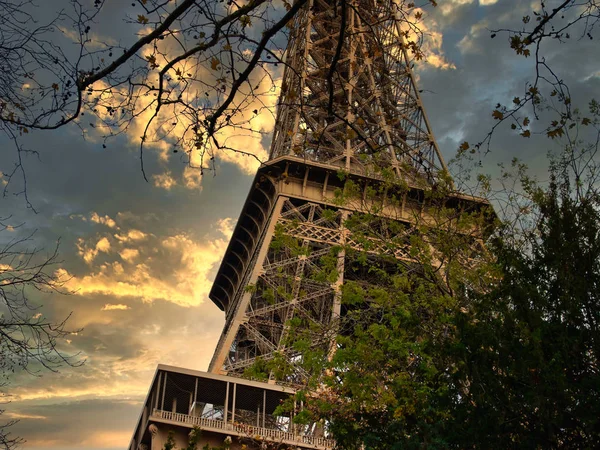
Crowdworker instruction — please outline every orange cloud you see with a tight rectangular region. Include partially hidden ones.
[119,248,140,263]
[101,303,131,311]
[85,29,278,190]
[115,229,148,243]
[77,236,111,264]
[90,212,117,228]
[60,218,233,307]
[402,7,456,71]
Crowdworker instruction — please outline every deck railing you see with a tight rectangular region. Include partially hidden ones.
[151,409,335,449]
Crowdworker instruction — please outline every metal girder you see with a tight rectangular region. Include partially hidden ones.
[247,287,332,318]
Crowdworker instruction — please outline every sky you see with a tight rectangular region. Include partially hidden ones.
[0,0,599,449]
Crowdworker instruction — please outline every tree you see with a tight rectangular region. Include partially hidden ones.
[0,218,82,449]
[450,149,600,447]
[235,163,495,447]
[277,136,599,448]
[305,178,494,449]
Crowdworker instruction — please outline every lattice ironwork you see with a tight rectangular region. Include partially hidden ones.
[210,197,427,385]
[208,0,490,393]
[270,0,447,182]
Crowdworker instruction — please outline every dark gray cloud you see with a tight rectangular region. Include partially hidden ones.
[418,0,600,180]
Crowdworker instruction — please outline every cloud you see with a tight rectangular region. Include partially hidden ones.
[438,0,473,16]
[85,29,277,190]
[101,303,131,311]
[152,171,177,190]
[90,212,117,228]
[216,217,235,238]
[6,399,140,449]
[58,25,118,50]
[457,20,491,54]
[78,236,112,264]
[183,166,203,190]
[114,229,147,243]
[96,237,111,252]
[118,248,139,263]
[7,293,223,409]
[60,217,233,307]
[3,412,47,420]
[402,8,456,71]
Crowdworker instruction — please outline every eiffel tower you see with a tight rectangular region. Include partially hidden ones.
[130,2,489,448]
[207,0,482,384]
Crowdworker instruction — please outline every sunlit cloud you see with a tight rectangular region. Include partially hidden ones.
[183,166,203,190]
[216,217,235,238]
[152,171,177,190]
[77,236,111,264]
[85,29,277,190]
[90,212,117,228]
[439,0,475,15]
[114,229,148,243]
[60,216,233,307]
[101,303,131,311]
[119,248,140,263]
[10,313,220,402]
[403,8,456,70]
[3,412,47,420]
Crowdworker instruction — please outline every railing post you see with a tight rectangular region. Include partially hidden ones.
[231,382,236,424]
[193,377,198,414]
[155,372,162,411]
[161,372,167,410]
[262,389,266,428]
[224,381,229,424]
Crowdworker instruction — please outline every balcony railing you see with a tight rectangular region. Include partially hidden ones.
[151,409,335,449]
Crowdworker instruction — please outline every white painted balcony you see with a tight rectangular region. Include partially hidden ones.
[151,409,335,449]
[129,365,335,450]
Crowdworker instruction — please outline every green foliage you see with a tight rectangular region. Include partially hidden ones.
[163,431,176,450]
[184,427,202,450]
[246,142,600,448]
[306,156,600,449]
[243,357,270,381]
[451,171,600,447]
[321,256,461,448]
[162,427,229,450]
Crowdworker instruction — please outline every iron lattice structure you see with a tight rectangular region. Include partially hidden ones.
[208,0,487,385]
[270,0,447,180]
